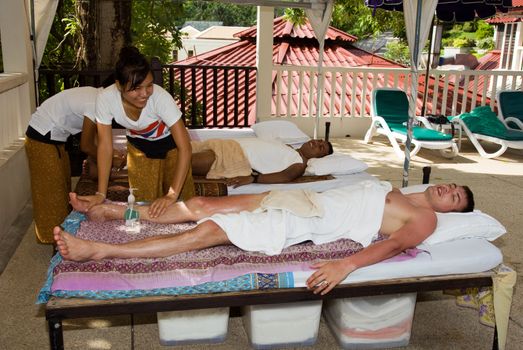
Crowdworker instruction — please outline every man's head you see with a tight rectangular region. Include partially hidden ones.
[425,184,475,213]
[298,140,333,159]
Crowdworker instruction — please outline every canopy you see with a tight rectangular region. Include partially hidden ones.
[366,0,512,22]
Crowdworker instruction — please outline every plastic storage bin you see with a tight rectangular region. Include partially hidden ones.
[242,300,322,349]
[157,307,229,346]
[324,293,417,349]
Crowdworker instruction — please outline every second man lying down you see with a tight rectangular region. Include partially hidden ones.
[191,138,333,187]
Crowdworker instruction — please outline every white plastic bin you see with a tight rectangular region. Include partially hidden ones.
[324,293,417,349]
[242,300,322,349]
[157,307,229,346]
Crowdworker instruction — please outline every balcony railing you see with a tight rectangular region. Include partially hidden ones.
[37,63,523,130]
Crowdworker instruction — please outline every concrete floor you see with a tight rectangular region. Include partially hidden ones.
[0,136,522,350]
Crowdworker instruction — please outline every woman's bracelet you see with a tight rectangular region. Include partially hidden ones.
[95,191,106,199]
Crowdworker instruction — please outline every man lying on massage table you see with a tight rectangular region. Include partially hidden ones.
[57,181,474,295]
[191,138,333,187]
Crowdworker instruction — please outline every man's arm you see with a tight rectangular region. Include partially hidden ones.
[306,209,437,295]
[227,163,306,187]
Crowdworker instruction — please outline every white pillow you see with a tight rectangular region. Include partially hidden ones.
[304,153,368,176]
[251,120,310,145]
[399,184,506,245]
[425,211,506,245]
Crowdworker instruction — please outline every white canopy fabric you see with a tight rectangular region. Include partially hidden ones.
[401,0,439,186]
[305,0,334,139]
[31,0,59,67]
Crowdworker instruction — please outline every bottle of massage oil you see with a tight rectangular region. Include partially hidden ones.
[124,188,140,230]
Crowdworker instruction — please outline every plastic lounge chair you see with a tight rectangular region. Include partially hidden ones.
[364,88,458,159]
[497,90,523,130]
[451,106,523,159]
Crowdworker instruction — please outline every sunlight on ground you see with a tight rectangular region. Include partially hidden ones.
[87,338,112,349]
[87,319,112,328]
[332,137,523,177]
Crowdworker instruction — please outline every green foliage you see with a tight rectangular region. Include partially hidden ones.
[283,8,307,25]
[453,37,476,48]
[132,1,184,63]
[181,1,257,26]
[477,38,495,50]
[41,0,77,68]
[331,1,405,41]
[476,20,494,40]
[383,41,410,65]
[462,21,477,32]
[441,37,454,47]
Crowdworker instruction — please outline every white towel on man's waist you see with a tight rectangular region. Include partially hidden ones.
[202,180,392,255]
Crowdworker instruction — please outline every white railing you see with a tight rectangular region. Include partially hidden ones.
[271,65,523,119]
[0,73,31,151]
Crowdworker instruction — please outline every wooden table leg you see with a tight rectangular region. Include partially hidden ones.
[48,318,64,350]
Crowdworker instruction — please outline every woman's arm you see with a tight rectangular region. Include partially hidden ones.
[80,117,98,159]
[148,120,192,218]
[93,123,113,202]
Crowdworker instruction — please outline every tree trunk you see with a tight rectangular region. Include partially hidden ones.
[77,0,132,71]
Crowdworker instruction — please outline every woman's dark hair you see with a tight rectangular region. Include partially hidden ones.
[115,46,151,91]
[461,186,475,213]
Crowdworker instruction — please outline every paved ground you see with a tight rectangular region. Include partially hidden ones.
[0,136,521,350]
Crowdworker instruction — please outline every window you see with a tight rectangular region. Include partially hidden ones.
[188,49,194,58]
[172,49,178,62]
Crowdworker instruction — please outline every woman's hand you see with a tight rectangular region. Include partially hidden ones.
[306,259,355,295]
[225,175,254,188]
[69,192,105,213]
[148,192,177,218]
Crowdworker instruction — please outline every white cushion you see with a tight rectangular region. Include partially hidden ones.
[304,153,368,176]
[399,184,506,245]
[251,120,310,146]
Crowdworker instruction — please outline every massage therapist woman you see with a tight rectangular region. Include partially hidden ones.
[78,46,194,217]
[25,86,102,243]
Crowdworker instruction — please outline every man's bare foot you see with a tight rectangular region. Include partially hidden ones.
[53,226,106,262]
[69,192,92,213]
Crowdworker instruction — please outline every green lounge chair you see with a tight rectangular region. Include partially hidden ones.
[364,88,458,159]
[497,90,523,130]
[451,106,523,159]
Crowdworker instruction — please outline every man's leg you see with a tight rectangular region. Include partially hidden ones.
[70,192,268,224]
[53,220,230,262]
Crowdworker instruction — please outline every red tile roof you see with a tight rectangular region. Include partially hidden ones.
[173,16,483,126]
[486,0,523,23]
[464,50,501,94]
[235,16,358,43]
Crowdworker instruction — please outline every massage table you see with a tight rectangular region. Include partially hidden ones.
[48,126,510,349]
[39,181,510,350]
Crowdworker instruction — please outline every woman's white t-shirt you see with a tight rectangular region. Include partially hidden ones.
[29,86,100,142]
[95,84,182,141]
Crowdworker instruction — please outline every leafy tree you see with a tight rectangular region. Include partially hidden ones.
[41,0,77,68]
[331,0,405,41]
[283,8,307,25]
[383,40,410,65]
[477,38,494,50]
[131,1,184,63]
[476,20,494,40]
[181,1,257,27]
